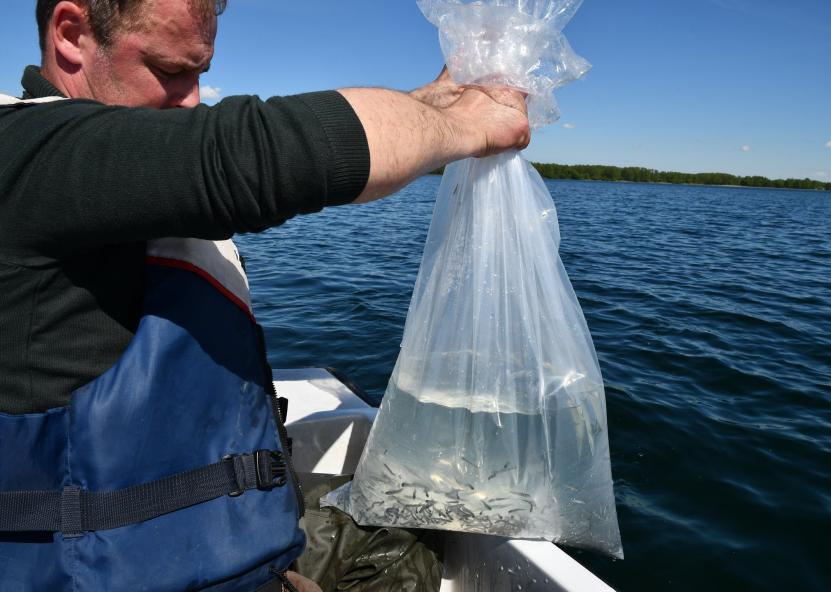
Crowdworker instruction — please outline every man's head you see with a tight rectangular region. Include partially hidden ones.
[37,0,226,108]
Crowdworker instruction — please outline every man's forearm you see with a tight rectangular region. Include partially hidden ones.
[338,88,474,203]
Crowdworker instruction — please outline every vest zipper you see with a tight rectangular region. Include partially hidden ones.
[268,377,305,518]
[256,324,305,518]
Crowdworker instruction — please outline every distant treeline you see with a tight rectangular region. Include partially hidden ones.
[430,163,831,191]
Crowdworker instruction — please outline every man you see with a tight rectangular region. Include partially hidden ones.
[0,1,529,590]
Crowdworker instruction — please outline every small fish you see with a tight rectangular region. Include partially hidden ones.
[509,508,525,514]
[510,491,532,498]
[383,463,396,476]
[482,501,492,511]
[459,507,475,519]
[384,488,403,495]
[487,467,512,480]
[460,456,477,467]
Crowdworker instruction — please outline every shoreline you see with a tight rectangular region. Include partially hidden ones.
[429,162,830,192]
[426,173,829,192]
[543,178,831,192]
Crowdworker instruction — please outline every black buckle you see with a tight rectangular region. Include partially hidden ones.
[255,449,287,489]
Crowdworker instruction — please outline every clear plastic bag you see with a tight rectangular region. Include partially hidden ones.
[324,0,622,558]
[418,0,591,126]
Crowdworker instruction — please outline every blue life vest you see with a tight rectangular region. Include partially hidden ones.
[0,232,306,590]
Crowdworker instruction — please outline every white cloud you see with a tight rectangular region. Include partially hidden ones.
[815,171,828,178]
[562,123,576,129]
[200,85,222,101]
[825,140,831,149]
[740,145,751,153]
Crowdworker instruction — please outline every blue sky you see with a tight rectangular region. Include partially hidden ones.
[2,0,830,181]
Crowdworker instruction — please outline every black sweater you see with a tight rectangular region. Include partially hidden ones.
[0,66,370,414]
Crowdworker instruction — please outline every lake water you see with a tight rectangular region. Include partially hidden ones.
[236,176,831,592]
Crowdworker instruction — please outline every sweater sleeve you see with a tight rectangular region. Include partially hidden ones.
[0,91,369,260]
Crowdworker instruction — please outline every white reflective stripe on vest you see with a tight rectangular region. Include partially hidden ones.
[146,238,253,315]
[0,94,66,107]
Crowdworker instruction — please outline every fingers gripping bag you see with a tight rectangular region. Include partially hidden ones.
[324,0,623,558]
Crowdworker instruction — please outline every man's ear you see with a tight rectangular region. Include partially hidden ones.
[49,1,95,67]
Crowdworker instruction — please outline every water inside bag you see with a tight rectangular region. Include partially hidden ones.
[326,364,621,556]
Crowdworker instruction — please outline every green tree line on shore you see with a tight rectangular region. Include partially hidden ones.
[431,163,831,191]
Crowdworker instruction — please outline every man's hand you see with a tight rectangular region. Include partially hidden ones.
[412,67,531,156]
[410,67,464,109]
[340,73,530,203]
[284,571,322,592]
[445,85,530,157]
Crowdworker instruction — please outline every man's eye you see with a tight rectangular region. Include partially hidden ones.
[152,66,180,78]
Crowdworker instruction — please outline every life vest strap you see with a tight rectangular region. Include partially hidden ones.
[0,449,287,536]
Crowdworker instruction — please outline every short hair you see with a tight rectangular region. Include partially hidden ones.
[36,0,227,52]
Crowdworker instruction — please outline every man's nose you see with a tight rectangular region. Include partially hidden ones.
[177,79,201,108]
[167,73,202,109]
